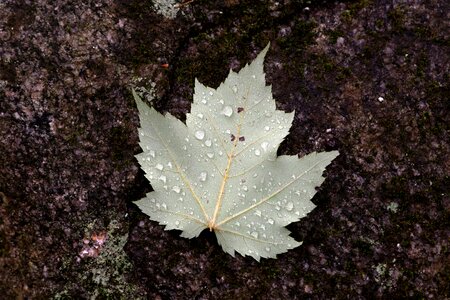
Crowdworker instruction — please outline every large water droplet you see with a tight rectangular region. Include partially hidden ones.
[267,218,274,225]
[195,130,205,140]
[222,106,233,117]
[155,163,164,170]
[197,113,204,119]
[172,186,181,193]
[199,171,207,182]
[264,126,270,131]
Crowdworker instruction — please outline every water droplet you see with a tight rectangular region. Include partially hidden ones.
[222,106,233,117]
[161,203,167,210]
[167,162,173,169]
[207,152,214,158]
[261,141,269,152]
[199,171,207,182]
[265,247,271,252]
[209,91,214,96]
[155,163,164,170]
[232,85,238,93]
[254,210,261,217]
[286,202,294,211]
[149,150,156,157]
[267,218,274,225]
[254,149,261,156]
[195,130,205,140]
[172,186,181,193]
[175,220,180,226]
[251,231,258,239]
[204,139,212,147]
[242,185,248,191]
[264,126,270,131]
[158,175,167,183]
[197,113,204,119]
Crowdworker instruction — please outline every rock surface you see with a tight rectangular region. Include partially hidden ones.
[1,0,449,298]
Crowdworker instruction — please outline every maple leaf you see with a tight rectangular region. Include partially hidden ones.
[134,44,339,261]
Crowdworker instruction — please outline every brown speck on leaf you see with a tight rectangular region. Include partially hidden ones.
[237,107,244,113]
[231,134,235,141]
[239,136,245,141]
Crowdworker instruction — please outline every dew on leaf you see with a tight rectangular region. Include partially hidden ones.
[251,231,259,239]
[286,202,294,211]
[159,175,167,183]
[155,163,164,170]
[207,152,214,158]
[199,171,208,182]
[172,186,181,193]
[254,149,261,156]
[222,106,233,117]
[149,150,156,157]
[195,130,205,140]
[267,218,274,225]
[205,139,212,147]
[232,85,238,93]
[261,141,269,152]
[264,126,270,131]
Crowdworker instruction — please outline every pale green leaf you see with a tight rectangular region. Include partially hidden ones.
[134,44,339,261]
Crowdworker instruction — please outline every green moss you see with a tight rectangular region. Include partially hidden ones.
[341,0,373,22]
[53,220,144,299]
[277,21,317,52]
[325,29,345,44]
[387,6,406,33]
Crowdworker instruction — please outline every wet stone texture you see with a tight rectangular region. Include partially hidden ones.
[0,0,449,298]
